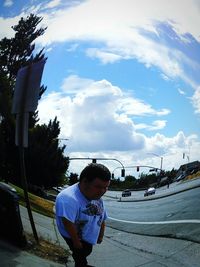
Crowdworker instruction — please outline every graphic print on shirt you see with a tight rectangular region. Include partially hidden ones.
[82,202,103,216]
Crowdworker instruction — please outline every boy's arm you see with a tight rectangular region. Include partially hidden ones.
[97,221,105,244]
[62,217,83,249]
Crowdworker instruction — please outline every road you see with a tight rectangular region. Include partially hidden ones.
[18,178,200,266]
[104,181,200,243]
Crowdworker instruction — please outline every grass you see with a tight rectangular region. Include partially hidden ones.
[11,184,55,218]
[186,171,200,181]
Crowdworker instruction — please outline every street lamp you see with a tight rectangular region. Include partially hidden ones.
[147,153,163,171]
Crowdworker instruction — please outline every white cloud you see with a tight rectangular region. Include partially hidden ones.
[67,131,200,175]
[191,86,200,114]
[86,48,122,64]
[45,0,61,9]
[38,75,200,174]
[66,43,79,52]
[135,120,167,131]
[61,75,93,94]
[39,75,170,152]
[178,88,186,95]
[1,1,200,173]
[4,0,13,7]
[160,73,170,81]
[20,0,198,99]
[38,0,200,44]
[0,16,20,39]
[1,0,199,90]
[118,97,170,117]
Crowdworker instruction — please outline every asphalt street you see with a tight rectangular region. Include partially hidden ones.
[0,177,200,266]
[105,186,200,243]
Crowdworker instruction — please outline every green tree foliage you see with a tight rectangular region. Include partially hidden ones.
[110,177,122,189]
[25,117,69,189]
[0,14,47,182]
[68,172,79,185]
[0,13,46,82]
[138,172,158,188]
[0,14,69,188]
[0,72,17,181]
[123,175,137,189]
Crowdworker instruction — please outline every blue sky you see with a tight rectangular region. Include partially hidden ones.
[1,0,200,177]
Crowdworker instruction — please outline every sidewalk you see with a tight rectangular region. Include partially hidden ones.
[1,221,200,267]
[0,238,65,267]
[0,178,200,267]
[88,226,200,267]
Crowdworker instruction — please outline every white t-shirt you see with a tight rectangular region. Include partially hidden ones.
[55,183,107,245]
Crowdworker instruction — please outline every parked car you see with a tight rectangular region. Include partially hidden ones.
[0,182,17,193]
[52,186,63,193]
[122,189,131,197]
[144,187,156,197]
[176,173,186,182]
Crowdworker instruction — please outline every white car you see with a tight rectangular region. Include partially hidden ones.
[144,187,156,197]
[176,173,186,182]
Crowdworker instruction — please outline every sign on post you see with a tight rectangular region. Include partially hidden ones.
[12,58,46,147]
[11,58,46,244]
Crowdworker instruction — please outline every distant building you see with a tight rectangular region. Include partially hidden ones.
[177,160,200,176]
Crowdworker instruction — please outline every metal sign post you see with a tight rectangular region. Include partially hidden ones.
[12,59,46,243]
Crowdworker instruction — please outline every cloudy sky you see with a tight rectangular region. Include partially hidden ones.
[1,0,200,177]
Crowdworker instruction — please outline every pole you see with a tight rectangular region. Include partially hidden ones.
[160,157,163,171]
[147,153,163,171]
[18,63,39,243]
[18,147,39,243]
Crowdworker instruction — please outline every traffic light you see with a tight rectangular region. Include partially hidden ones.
[121,169,125,177]
[137,166,140,172]
[112,173,114,179]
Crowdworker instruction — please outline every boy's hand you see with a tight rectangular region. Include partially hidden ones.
[73,240,83,249]
[97,236,103,244]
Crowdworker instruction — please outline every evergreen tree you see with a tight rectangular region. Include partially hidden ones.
[0,14,47,182]
[68,172,79,185]
[0,72,16,181]
[0,13,46,82]
[0,14,69,188]
[26,117,69,189]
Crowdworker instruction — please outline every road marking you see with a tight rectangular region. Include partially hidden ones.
[108,217,200,224]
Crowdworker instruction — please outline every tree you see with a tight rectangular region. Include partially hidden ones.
[0,14,47,182]
[68,172,79,185]
[109,176,124,190]
[25,117,69,189]
[123,175,137,189]
[0,14,69,188]
[0,13,46,82]
[0,72,17,181]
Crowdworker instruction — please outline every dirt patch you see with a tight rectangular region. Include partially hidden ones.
[24,233,71,265]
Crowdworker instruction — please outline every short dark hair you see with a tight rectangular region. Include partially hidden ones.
[79,163,111,183]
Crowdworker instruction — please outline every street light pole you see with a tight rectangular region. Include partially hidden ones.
[160,156,163,170]
[147,153,163,171]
